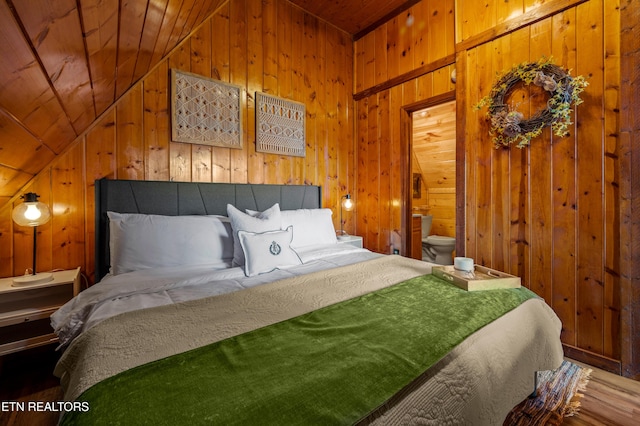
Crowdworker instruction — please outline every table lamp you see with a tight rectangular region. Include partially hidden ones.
[11,192,53,285]
[338,194,354,240]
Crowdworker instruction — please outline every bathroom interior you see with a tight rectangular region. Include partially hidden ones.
[411,100,457,265]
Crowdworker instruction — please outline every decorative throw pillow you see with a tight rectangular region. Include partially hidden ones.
[237,226,302,277]
[227,203,282,267]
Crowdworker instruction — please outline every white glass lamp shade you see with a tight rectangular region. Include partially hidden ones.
[11,193,53,285]
[342,195,354,211]
[338,194,354,239]
[12,193,51,227]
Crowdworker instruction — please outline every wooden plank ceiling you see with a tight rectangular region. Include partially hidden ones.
[0,0,409,210]
[288,0,416,37]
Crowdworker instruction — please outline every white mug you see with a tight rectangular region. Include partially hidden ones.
[454,257,474,272]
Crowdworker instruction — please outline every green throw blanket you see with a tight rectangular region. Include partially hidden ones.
[61,274,537,425]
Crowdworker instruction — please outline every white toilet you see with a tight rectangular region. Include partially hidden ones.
[421,215,456,265]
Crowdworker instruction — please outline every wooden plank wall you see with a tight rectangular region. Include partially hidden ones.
[354,0,630,373]
[619,0,640,381]
[412,100,457,237]
[461,0,621,370]
[0,0,354,283]
[353,0,456,254]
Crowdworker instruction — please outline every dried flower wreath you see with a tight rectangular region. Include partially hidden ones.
[475,57,588,148]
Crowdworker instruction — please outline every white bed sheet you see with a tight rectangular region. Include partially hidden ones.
[52,244,381,348]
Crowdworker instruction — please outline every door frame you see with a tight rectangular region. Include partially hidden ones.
[400,90,460,257]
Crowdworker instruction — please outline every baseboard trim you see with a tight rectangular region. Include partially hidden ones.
[563,344,621,375]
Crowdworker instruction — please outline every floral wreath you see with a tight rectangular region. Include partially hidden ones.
[475,57,588,148]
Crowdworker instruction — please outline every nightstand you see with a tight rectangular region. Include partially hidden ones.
[337,235,363,248]
[0,267,80,355]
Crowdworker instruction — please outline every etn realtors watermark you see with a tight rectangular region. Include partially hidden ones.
[2,400,89,412]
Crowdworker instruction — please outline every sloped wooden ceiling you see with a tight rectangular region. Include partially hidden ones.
[0,0,227,209]
[287,0,416,37]
[0,0,410,211]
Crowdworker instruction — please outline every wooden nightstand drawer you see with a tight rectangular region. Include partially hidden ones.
[0,285,73,327]
[0,318,58,354]
[0,268,80,355]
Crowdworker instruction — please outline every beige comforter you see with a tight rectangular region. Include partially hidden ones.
[55,255,563,425]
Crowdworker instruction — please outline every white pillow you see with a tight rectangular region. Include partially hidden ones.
[227,203,282,267]
[238,226,301,277]
[281,208,337,248]
[107,212,234,275]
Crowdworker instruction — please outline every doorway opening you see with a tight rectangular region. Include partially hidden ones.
[409,99,457,262]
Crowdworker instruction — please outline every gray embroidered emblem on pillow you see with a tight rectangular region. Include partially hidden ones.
[269,241,282,256]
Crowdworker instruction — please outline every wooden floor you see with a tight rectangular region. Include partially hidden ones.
[563,360,640,426]
[0,345,63,426]
[1,347,638,426]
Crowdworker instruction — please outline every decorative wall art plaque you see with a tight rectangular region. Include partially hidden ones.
[171,69,243,148]
[256,92,305,157]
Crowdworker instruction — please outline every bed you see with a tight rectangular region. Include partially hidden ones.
[51,178,564,425]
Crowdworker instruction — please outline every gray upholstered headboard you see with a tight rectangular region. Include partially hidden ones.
[95,178,322,282]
